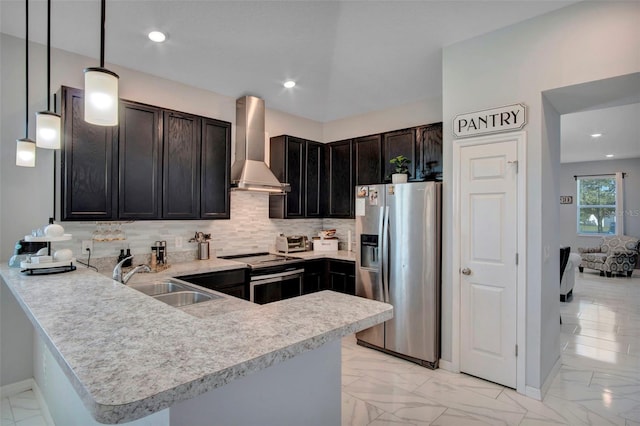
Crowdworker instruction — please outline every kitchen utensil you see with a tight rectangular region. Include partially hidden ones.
[197,242,210,260]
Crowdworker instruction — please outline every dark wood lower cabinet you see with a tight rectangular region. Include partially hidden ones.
[303,259,355,296]
[327,260,356,295]
[303,259,327,294]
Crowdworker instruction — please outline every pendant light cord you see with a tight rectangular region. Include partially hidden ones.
[46,0,51,110]
[100,0,105,68]
[24,0,29,138]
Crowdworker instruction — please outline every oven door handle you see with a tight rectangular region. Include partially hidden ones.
[251,269,304,285]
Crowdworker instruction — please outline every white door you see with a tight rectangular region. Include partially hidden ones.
[459,138,518,388]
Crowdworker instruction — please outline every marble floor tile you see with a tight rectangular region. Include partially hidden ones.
[7,392,39,423]
[13,416,47,426]
[339,273,640,425]
[0,399,13,422]
[342,392,385,426]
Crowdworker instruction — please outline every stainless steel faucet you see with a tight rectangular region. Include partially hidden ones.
[113,256,151,284]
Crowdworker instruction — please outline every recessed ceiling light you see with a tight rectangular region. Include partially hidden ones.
[591,133,602,138]
[283,80,296,89]
[606,154,614,158]
[148,31,167,43]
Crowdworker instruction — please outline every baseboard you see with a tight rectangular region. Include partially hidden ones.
[0,378,33,398]
[32,380,55,426]
[438,359,458,373]
[525,356,561,401]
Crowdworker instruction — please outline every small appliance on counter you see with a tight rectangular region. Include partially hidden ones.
[275,234,308,253]
[311,238,339,252]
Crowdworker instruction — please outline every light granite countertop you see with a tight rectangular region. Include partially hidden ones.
[270,250,356,262]
[0,263,391,424]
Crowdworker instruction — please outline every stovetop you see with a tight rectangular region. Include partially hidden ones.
[221,252,304,269]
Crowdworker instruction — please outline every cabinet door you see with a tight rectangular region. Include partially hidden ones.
[201,118,231,219]
[163,111,201,219]
[61,87,117,220]
[382,129,417,182]
[328,260,356,295]
[417,123,443,181]
[305,142,324,217]
[354,135,382,185]
[119,101,162,219]
[285,137,305,217]
[325,140,354,218]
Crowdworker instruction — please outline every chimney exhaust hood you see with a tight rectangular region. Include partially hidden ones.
[230,96,290,193]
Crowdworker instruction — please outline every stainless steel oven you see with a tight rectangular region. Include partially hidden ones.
[250,266,304,305]
[220,253,305,305]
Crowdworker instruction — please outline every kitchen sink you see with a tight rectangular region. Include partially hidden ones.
[153,291,218,307]
[131,281,189,296]
[129,279,222,307]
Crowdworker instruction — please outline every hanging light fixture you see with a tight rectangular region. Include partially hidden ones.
[36,0,61,149]
[84,0,118,126]
[16,0,36,167]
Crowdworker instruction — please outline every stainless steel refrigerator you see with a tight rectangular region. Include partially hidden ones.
[355,181,441,368]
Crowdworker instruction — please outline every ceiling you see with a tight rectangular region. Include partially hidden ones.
[545,73,640,163]
[1,0,577,122]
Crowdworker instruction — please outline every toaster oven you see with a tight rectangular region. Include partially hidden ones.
[275,235,308,253]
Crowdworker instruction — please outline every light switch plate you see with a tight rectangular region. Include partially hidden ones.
[175,236,183,248]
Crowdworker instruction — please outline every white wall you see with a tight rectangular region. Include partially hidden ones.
[323,97,442,142]
[559,158,640,251]
[442,1,640,390]
[0,33,324,262]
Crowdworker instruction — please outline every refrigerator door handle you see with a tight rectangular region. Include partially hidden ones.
[377,206,385,302]
[382,206,390,303]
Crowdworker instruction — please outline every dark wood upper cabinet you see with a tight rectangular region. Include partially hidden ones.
[118,101,162,220]
[354,134,382,185]
[416,122,443,181]
[60,86,231,221]
[325,139,354,218]
[305,141,324,217]
[162,111,201,219]
[269,135,323,218]
[201,118,231,219]
[60,86,118,221]
[382,129,417,181]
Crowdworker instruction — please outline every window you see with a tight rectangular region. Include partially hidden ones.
[576,175,620,235]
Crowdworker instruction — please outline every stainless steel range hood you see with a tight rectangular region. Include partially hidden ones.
[231,96,290,193]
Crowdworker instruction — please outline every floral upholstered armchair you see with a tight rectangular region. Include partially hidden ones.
[578,235,640,277]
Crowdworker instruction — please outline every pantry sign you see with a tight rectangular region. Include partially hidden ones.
[453,103,527,138]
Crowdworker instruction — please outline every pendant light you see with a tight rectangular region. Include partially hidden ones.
[84,0,118,126]
[16,0,36,167]
[36,0,61,149]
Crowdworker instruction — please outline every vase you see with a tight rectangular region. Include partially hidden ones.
[391,173,408,184]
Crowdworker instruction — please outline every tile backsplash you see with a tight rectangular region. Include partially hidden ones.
[55,192,355,268]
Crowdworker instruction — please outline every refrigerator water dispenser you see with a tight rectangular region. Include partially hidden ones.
[360,234,379,268]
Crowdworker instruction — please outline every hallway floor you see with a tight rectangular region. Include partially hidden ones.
[341,270,640,425]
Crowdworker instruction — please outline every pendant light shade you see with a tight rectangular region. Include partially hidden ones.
[36,111,61,149]
[16,138,36,167]
[84,67,119,125]
[84,0,118,126]
[36,0,61,149]
[17,0,36,167]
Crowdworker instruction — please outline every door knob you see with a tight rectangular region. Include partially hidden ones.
[461,268,471,275]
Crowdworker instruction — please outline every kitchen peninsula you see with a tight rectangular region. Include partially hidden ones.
[0,260,391,425]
